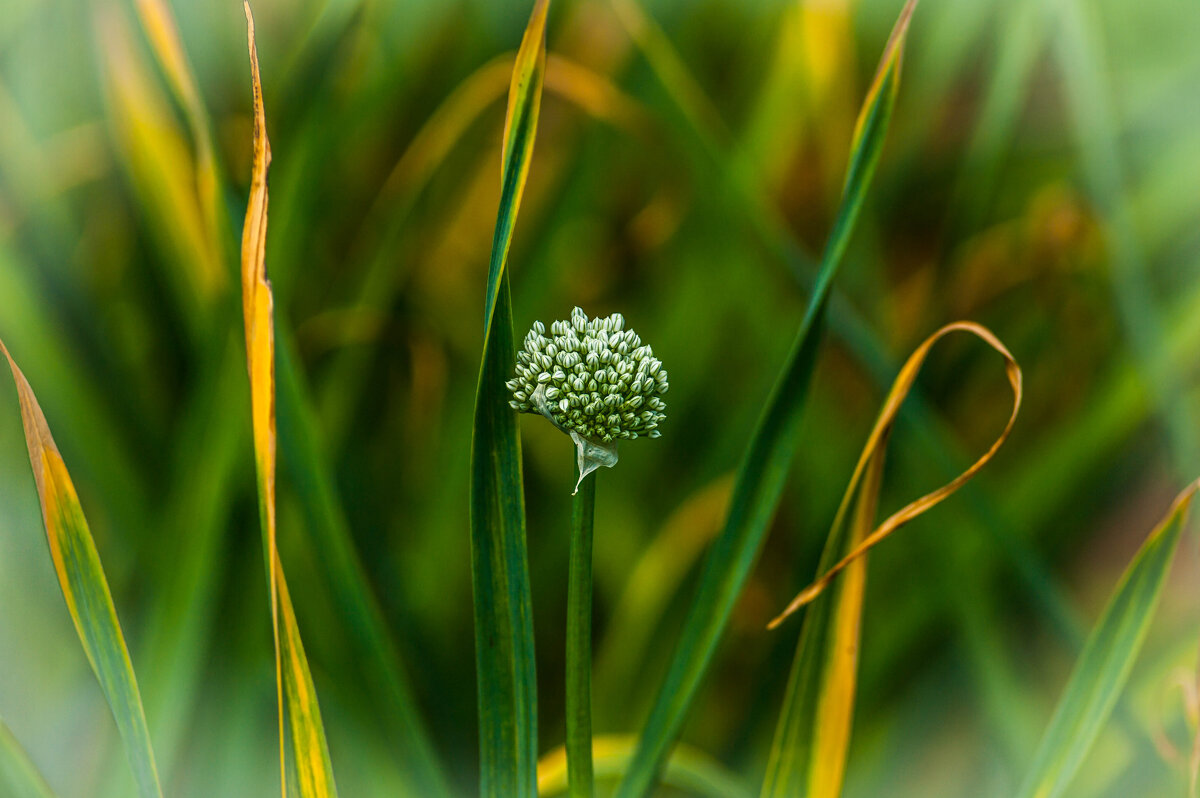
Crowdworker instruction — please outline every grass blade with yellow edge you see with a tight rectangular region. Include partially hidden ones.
[762,322,1023,797]
[469,1,549,796]
[129,0,447,789]
[0,717,58,798]
[1016,480,1200,798]
[0,341,162,798]
[537,735,751,798]
[614,4,917,796]
[241,4,338,796]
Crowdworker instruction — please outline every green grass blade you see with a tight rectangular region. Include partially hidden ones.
[0,342,162,798]
[276,329,451,797]
[470,1,549,796]
[1017,482,1199,798]
[0,717,58,798]
[1054,0,1200,477]
[614,4,916,796]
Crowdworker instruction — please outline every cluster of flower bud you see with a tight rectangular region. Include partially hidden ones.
[507,307,667,443]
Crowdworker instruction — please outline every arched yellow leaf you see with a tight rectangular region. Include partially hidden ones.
[763,321,1021,798]
[769,321,1022,626]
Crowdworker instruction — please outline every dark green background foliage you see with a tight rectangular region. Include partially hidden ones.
[0,0,1198,796]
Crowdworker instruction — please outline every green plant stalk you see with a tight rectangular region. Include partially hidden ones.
[566,469,597,798]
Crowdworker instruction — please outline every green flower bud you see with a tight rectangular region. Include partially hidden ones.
[507,307,668,491]
[507,307,667,442]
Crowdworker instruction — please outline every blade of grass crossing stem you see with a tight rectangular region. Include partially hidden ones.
[762,322,1023,796]
[538,736,752,798]
[0,342,162,798]
[1017,481,1200,798]
[614,5,916,796]
[241,5,338,796]
[469,2,549,796]
[0,717,58,798]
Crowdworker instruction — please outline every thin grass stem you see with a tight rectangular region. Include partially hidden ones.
[566,468,597,798]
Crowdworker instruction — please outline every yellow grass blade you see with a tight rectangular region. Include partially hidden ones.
[0,341,162,798]
[132,0,230,279]
[277,561,339,798]
[92,3,223,306]
[241,4,338,796]
[769,321,1022,626]
[537,735,750,798]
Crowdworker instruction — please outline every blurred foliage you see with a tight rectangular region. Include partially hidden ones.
[1,0,1200,796]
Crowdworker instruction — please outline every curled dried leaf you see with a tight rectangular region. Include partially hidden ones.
[769,321,1022,629]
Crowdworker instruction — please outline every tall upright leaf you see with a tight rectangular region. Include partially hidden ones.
[469,1,550,796]
[762,322,1023,797]
[1017,481,1199,798]
[614,3,917,796]
[0,342,162,798]
[240,4,338,796]
[124,0,449,789]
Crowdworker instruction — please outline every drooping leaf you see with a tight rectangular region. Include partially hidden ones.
[0,341,162,798]
[763,322,1023,797]
[1017,481,1199,798]
[469,1,550,796]
[614,4,917,796]
[240,5,338,796]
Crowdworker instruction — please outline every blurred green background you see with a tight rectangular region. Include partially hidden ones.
[2,0,1200,795]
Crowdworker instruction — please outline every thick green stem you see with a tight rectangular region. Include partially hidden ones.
[566,468,596,798]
